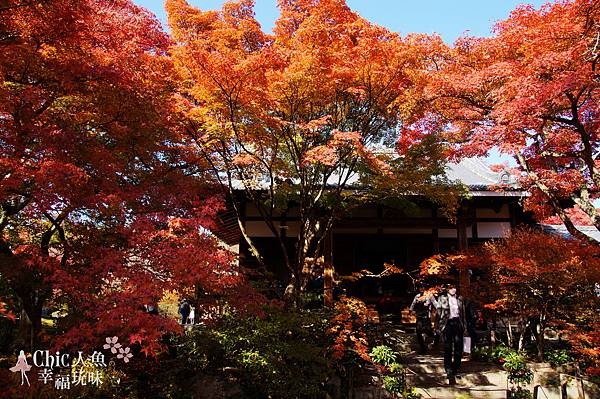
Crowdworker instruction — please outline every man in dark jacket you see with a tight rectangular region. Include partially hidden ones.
[409,288,438,354]
[179,299,191,325]
[436,284,468,384]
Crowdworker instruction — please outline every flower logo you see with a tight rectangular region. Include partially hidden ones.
[117,346,133,363]
[103,336,122,354]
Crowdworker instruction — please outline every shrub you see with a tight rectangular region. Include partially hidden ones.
[369,345,421,399]
[545,349,574,368]
[508,387,533,399]
[471,344,515,365]
[328,296,371,362]
[382,375,403,395]
[181,306,334,398]
[503,352,533,385]
[370,345,398,367]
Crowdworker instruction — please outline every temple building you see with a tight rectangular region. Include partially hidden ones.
[215,158,534,285]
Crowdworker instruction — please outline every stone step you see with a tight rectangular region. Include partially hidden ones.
[415,386,508,399]
[401,347,512,399]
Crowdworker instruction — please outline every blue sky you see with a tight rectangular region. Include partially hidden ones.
[134,0,547,43]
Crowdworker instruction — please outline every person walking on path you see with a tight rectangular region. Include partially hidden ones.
[179,299,191,325]
[409,287,438,354]
[436,283,468,385]
[464,298,480,350]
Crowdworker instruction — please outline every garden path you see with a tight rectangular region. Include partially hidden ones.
[383,323,511,399]
[383,323,594,399]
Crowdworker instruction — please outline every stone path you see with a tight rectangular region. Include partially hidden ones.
[382,322,599,399]
[405,352,509,399]
[381,323,510,399]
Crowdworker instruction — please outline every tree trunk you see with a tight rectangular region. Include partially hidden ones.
[283,274,299,307]
[490,315,497,348]
[324,262,334,307]
[30,310,42,351]
[516,153,597,244]
[20,297,43,351]
[533,321,545,362]
[518,320,529,352]
[18,310,30,350]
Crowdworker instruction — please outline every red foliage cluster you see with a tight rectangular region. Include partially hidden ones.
[0,0,263,355]
[568,314,600,376]
[459,227,600,368]
[328,296,371,363]
[541,206,598,226]
[0,299,16,322]
[426,0,600,238]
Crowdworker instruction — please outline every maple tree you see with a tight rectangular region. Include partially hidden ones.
[0,0,250,353]
[542,205,598,225]
[462,228,600,362]
[568,311,600,376]
[420,228,600,367]
[166,0,458,298]
[427,0,600,240]
[328,295,371,362]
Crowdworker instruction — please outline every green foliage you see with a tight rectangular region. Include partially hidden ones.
[369,345,419,399]
[181,306,334,398]
[299,291,324,309]
[370,345,398,367]
[382,375,403,394]
[508,387,533,399]
[471,344,515,364]
[473,345,533,387]
[503,352,533,385]
[390,362,404,373]
[403,387,422,399]
[545,349,574,368]
[469,345,489,362]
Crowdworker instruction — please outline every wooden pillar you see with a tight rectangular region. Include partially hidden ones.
[376,204,383,235]
[457,218,468,251]
[509,201,518,229]
[457,211,470,295]
[433,207,440,254]
[324,230,334,307]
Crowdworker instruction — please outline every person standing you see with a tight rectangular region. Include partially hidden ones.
[189,306,195,325]
[436,283,468,384]
[179,299,191,325]
[464,298,479,350]
[409,288,438,354]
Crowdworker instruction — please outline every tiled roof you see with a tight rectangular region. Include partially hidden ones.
[232,157,522,193]
[446,158,518,189]
[540,224,600,242]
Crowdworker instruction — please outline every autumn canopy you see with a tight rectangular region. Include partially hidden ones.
[166,0,458,296]
[427,0,600,240]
